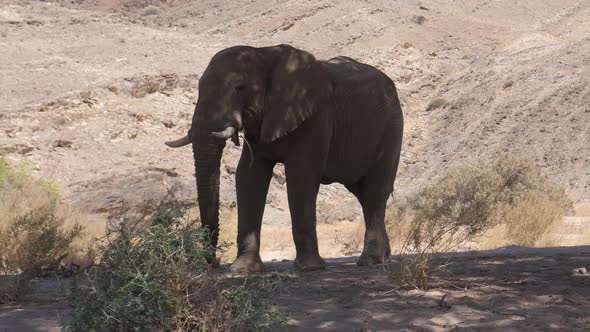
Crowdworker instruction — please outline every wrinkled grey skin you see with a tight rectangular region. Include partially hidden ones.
[166,44,403,273]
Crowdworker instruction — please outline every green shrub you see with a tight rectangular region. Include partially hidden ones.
[425,98,450,111]
[68,197,285,332]
[0,158,61,203]
[142,5,160,16]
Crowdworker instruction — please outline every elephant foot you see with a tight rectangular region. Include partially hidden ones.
[357,249,389,266]
[294,254,326,271]
[207,255,221,268]
[230,254,264,274]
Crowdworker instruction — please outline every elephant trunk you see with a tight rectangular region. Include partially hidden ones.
[192,129,226,256]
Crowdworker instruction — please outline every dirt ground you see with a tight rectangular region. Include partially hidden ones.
[1,247,589,331]
[1,0,590,330]
[270,247,590,331]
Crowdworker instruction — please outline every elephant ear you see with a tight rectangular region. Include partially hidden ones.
[260,45,332,143]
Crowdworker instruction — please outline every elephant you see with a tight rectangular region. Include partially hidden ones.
[165,44,403,273]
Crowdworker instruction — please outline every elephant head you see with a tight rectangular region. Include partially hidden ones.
[165,45,332,259]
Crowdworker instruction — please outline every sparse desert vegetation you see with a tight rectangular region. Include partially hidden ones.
[68,196,285,332]
[142,5,160,16]
[386,157,572,289]
[0,158,94,302]
[424,98,450,112]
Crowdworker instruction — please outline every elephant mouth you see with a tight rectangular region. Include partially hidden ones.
[165,110,244,148]
[209,110,244,145]
[210,126,236,139]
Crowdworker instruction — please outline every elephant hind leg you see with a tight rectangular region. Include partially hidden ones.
[346,174,394,266]
[358,191,391,266]
[354,126,402,266]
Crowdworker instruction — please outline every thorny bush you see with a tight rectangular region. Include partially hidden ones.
[67,196,286,332]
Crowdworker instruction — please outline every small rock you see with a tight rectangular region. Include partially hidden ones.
[411,15,426,25]
[107,85,119,94]
[18,146,34,155]
[54,140,73,148]
[82,99,95,107]
[6,127,20,138]
[162,120,175,128]
[0,145,17,154]
[439,293,464,309]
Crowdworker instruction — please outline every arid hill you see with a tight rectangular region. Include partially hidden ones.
[1,0,589,223]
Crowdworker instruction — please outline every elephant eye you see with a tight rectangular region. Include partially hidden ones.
[234,84,246,92]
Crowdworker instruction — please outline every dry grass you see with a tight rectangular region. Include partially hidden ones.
[425,98,450,111]
[523,216,590,248]
[327,220,364,256]
[384,157,572,290]
[386,200,418,254]
[575,202,590,216]
[216,206,238,262]
[0,158,102,302]
[210,206,294,263]
[216,205,366,262]
[479,192,563,249]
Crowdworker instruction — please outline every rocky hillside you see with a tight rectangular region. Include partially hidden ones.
[1,0,588,225]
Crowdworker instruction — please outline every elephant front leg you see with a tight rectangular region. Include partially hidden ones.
[285,164,326,271]
[230,151,274,273]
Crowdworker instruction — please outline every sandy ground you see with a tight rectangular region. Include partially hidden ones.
[1,246,589,331]
[270,246,590,331]
[0,279,70,332]
[1,0,590,330]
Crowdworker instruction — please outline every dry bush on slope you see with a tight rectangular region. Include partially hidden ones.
[142,5,160,16]
[480,158,573,248]
[480,192,563,248]
[0,158,89,302]
[68,197,286,332]
[425,98,450,112]
[386,157,571,290]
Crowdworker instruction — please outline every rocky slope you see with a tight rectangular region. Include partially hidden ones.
[1,0,588,226]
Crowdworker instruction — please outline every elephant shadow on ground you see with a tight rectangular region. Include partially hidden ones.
[230,246,590,331]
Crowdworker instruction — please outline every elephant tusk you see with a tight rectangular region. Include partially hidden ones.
[210,127,236,139]
[164,135,191,148]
